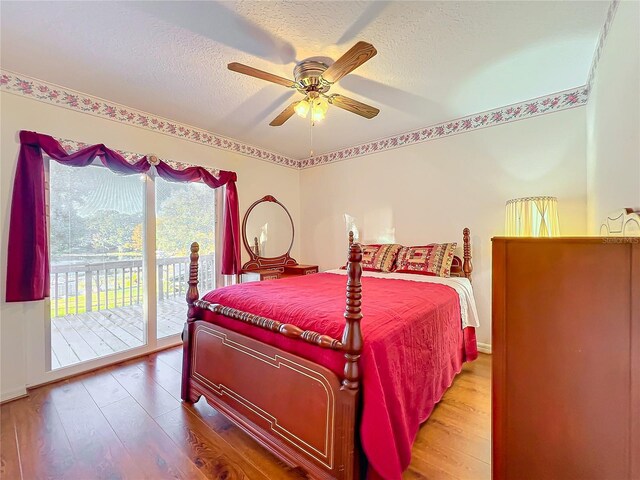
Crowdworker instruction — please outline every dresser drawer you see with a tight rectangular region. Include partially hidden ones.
[283,265,319,276]
[241,269,282,282]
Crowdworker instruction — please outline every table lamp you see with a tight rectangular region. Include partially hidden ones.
[505,196,560,236]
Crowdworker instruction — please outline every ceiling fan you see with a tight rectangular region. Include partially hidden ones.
[228,41,380,126]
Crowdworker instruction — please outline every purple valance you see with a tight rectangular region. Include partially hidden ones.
[6,130,241,302]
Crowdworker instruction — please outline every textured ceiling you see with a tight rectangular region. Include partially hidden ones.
[1,1,609,159]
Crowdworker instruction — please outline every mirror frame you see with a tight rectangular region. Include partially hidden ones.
[241,195,298,271]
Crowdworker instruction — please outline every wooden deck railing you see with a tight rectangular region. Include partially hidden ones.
[50,255,215,317]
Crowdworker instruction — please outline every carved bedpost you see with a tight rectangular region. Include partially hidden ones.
[182,241,200,402]
[463,228,472,280]
[348,230,354,246]
[186,242,200,318]
[341,242,363,391]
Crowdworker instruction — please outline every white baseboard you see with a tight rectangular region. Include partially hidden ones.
[477,342,492,354]
[1,387,28,404]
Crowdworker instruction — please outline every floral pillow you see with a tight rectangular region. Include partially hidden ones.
[343,244,402,272]
[394,243,457,277]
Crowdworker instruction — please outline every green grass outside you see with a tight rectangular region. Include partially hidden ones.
[50,289,144,317]
[50,280,187,317]
[50,259,216,318]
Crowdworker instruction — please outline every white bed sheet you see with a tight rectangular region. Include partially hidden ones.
[324,269,480,329]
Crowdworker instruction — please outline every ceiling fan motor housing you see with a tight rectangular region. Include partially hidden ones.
[294,60,331,93]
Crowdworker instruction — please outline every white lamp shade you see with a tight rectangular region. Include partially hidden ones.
[505,196,560,237]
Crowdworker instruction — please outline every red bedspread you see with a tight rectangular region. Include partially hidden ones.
[201,273,478,480]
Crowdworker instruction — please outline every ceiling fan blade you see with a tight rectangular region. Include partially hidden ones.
[330,94,379,119]
[269,102,298,126]
[228,62,297,88]
[322,41,377,84]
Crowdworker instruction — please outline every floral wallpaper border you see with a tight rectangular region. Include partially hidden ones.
[300,86,588,168]
[2,68,590,171]
[587,0,619,92]
[0,70,299,169]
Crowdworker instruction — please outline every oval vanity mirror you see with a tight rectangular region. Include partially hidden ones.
[242,195,297,270]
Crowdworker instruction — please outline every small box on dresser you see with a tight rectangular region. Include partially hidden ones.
[491,237,639,480]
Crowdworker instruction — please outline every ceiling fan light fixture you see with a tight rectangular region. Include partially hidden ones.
[294,99,310,118]
[314,96,329,114]
[309,95,329,122]
[311,108,325,122]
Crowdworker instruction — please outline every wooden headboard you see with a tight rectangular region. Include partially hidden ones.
[450,228,472,280]
[347,227,473,281]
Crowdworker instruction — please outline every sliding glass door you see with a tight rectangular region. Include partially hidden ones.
[154,177,216,339]
[49,162,145,368]
[48,161,215,369]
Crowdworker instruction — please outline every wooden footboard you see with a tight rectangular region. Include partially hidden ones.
[181,242,365,479]
[184,321,360,478]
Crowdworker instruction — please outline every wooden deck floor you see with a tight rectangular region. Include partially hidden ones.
[51,298,186,369]
[0,349,491,479]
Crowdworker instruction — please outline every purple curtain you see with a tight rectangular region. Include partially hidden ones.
[6,130,240,302]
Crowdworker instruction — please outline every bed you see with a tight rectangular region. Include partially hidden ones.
[181,228,478,480]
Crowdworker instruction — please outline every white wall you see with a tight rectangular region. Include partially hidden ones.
[587,1,640,232]
[0,92,300,400]
[300,107,588,347]
[0,78,597,399]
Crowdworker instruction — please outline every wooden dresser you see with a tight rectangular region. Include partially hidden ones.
[492,237,639,480]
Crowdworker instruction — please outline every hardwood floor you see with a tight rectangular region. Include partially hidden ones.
[0,348,490,480]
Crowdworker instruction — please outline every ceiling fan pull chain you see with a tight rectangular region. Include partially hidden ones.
[309,112,314,156]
